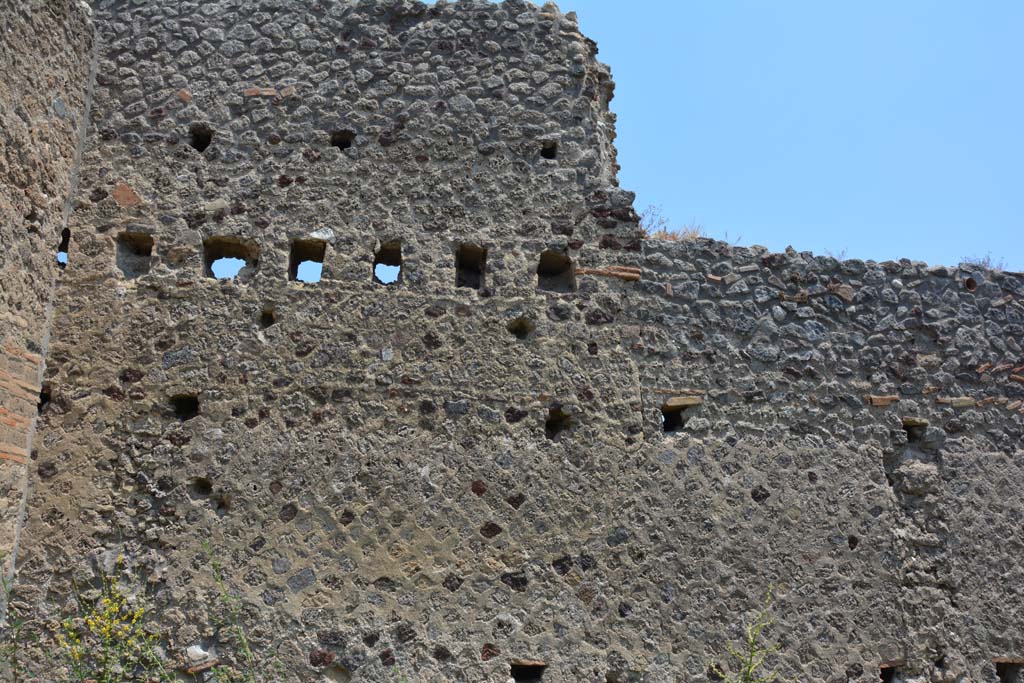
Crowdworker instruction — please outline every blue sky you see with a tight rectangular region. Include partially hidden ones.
[562,1,1023,270]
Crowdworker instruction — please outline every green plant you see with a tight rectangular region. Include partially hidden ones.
[203,542,285,683]
[54,556,175,683]
[1,559,36,683]
[7,547,291,683]
[710,586,782,683]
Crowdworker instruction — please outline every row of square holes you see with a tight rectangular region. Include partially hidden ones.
[106,232,577,291]
[188,125,560,159]
[95,233,711,435]
[118,233,687,434]
[168,396,686,440]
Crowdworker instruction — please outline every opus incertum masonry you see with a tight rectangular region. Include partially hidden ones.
[1,1,1022,682]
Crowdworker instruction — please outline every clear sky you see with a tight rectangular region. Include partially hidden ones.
[560,1,1023,270]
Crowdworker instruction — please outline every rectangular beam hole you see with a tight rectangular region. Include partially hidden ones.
[880,665,901,683]
[203,236,259,280]
[455,243,487,290]
[116,232,154,278]
[289,239,326,283]
[537,250,575,292]
[170,394,199,421]
[511,662,547,682]
[330,129,355,150]
[374,241,402,285]
[661,404,696,433]
[902,417,927,443]
[996,662,1023,683]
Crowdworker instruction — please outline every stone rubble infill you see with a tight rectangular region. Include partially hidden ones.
[2,1,1022,683]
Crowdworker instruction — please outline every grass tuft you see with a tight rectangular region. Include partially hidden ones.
[639,205,705,241]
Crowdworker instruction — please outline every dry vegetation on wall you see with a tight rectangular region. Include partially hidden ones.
[962,252,1008,272]
[638,205,705,241]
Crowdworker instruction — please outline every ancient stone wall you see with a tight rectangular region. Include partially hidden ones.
[0,0,93,577]
[6,1,1024,683]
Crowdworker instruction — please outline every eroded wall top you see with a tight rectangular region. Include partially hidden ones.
[74,0,634,290]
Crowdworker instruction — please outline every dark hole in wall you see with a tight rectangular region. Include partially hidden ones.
[540,141,558,159]
[996,662,1023,683]
[188,477,213,498]
[373,241,402,285]
[964,277,978,292]
[661,404,692,433]
[116,232,154,278]
[880,665,900,683]
[511,662,547,682]
[203,236,259,279]
[848,535,860,550]
[330,129,355,150]
[171,395,199,421]
[57,228,70,267]
[189,124,213,153]
[289,239,327,282]
[545,405,575,440]
[902,417,927,444]
[260,307,277,328]
[38,385,52,415]
[455,243,487,289]
[507,316,536,340]
[537,250,575,292]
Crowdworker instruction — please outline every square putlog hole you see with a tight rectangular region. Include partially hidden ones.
[511,661,547,682]
[455,243,487,290]
[661,397,701,433]
[996,662,1024,683]
[879,665,901,683]
[203,236,259,280]
[902,417,928,443]
[289,239,326,283]
[537,250,575,292]
[116,232,154,278]
[374,241,402,285]
[330,129,355,150]
[170,395,199,421]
